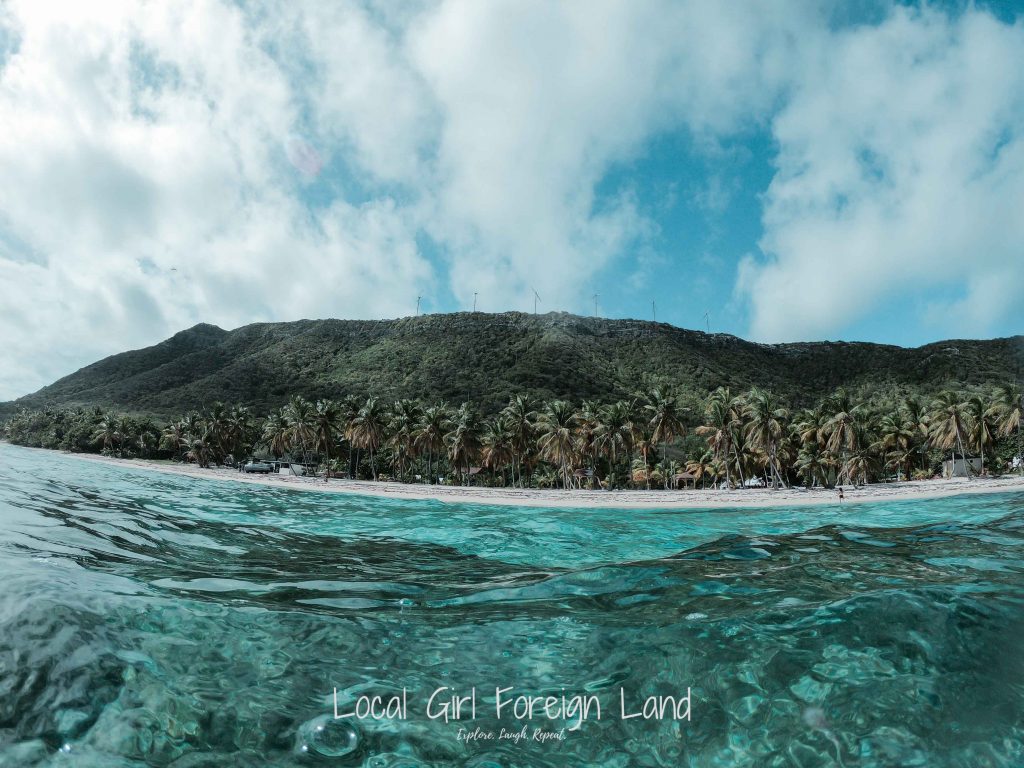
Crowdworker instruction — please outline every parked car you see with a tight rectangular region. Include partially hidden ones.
[242,460,274,474]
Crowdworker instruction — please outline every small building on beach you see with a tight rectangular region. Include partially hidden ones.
[942,456,982,478]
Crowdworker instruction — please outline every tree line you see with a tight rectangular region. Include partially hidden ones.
[3,384,1022,489]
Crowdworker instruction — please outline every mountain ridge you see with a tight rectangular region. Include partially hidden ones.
[3,312,1021,418]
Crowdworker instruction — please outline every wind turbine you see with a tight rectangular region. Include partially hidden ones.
[473,292,478,313]
[652,300,657,323]
[532,287,542,315]
[416,296,421,317]
[703,311,710,334]
[593,293,600,317]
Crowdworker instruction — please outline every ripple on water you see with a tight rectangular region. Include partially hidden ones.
[1,443,1024,766]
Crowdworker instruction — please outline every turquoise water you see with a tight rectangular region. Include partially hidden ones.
[1,442,1023,766]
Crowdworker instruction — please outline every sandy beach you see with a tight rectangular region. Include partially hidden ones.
[28,446,1024,508]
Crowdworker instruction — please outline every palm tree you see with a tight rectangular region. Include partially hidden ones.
[795,443,831,488]
[284,396,316,462]
[416,404,451,484]
[822,389,861,484]
[161,421,187,460]
[988,383,1023,473]
[206,402,230,461]
[180,411,205,442]
[742,389,789,488]
[697,388,740,489]
[874,411,917,481]
[928,391,970,477]
[633,426,655,489]
[480,418,514,484]
[536,400,578,489]
[184,436,212,468]
[314,399,343,482]
[686,451,717,489]
[576,400,603,488]
[226,405,252,460]
[352,397,388,481]
[93,413,120,454]
[595,400,633,489]
[446,403,482,485]
[388,399,423,483]
[901,396,930,471]
[645,388,685,490]
[262,409,290,458]
[502,395,536,488]
[964,395,995,476]
[340,395,362,478]
[137,430,156,459]
[115,415,136,458]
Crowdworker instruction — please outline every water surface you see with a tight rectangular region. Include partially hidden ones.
[1,443,1023,766]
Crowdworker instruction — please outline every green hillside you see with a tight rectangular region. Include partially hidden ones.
[3,312,1022,418]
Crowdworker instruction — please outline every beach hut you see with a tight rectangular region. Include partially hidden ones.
[673,471,697,490]
[942,456,982,478]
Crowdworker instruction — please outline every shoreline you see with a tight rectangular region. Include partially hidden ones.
[10,444,1024,509]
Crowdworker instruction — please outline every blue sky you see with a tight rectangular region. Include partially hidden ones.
[1,0,1023,400]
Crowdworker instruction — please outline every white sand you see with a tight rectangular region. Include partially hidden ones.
[35,448,1024,508]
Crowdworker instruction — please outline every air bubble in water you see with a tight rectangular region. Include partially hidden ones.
[296,714,359,758]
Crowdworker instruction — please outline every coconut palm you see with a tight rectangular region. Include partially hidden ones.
[988,383,1023,472]
[92,413,120,454]
[225,405,252,459]
[874,411,918,481]
[313,399,343,482]
[633,426,655,489]
[180,411,205,441]
[822,389,862,483]
[742,389,789,488]
[352,397,388,481]
[283,396,316,462]
[645,388,685,490]
[446,403,482,485]
[795,443,831,488]
[901,396,930,471]
[114,415,136,458]
[416,404,451,484]
[964,395,996,476]
[161,421,187,460]
[388,399,423,483]
[137,430,156,459]
[206,402,230,461]
[262,409,290,458]
[595,400,633,489]
[686,451,717,489]
[502,395,536,488]
[697,388,741,489]
[536,400,579,489]
[928,391,970,477]
[480,418,514,484]
[576,400,603,488]
[184,436,212,468]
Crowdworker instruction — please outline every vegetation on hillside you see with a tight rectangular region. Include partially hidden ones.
[5,383,1021,490]
[2,313,1021,418]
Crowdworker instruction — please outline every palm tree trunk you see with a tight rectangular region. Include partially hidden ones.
[663,439,669,490]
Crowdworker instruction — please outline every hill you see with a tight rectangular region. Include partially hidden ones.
[2,313,1022,419]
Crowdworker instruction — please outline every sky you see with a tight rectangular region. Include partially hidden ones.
[1,0,1023,401]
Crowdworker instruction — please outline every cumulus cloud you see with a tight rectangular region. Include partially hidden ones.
[738,6,1024,342]
[0,0,1020,399]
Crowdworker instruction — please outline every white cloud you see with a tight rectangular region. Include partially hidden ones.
[0,0,1021,400]
[739,6,1024,342]
[0,0,431,399]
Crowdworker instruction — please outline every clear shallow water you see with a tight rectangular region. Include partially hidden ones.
[1,443,1023,767]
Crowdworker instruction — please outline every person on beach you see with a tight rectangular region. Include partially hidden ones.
[837,487,845,503]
